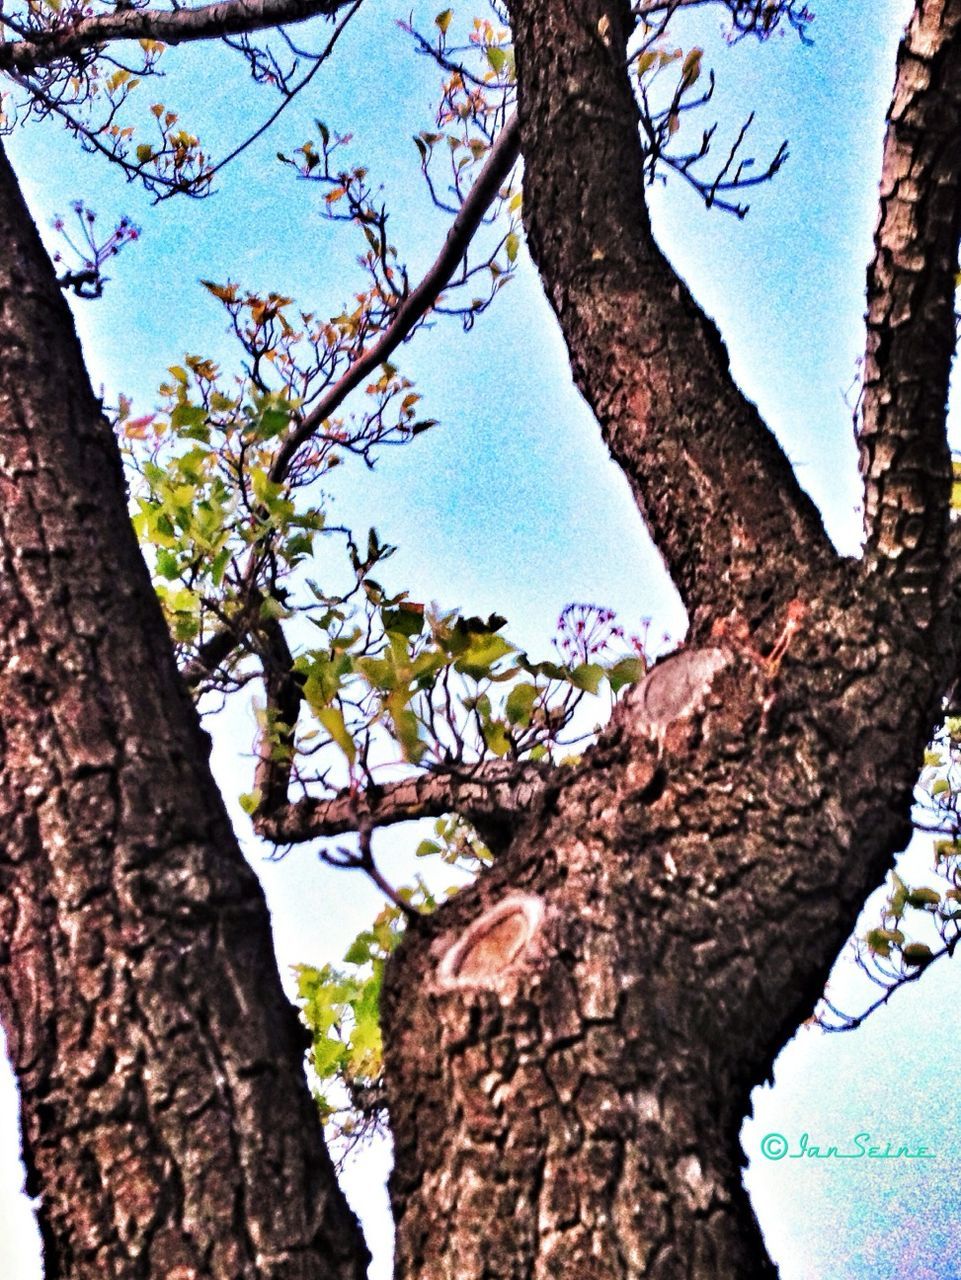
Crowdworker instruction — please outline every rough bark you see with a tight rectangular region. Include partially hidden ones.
[510,0,836,641]
[0,138,368,1279]
[2,1,961,1278]
[253,759,549,844]
[382,574,953,1279]
[859,0,961,619]
[376,2,961,1278]
[0,0,358,74]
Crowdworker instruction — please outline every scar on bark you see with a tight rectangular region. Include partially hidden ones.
[436,894,545,989]
[628,645,731,752]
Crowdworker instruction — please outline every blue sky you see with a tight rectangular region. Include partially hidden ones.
[3,1,961,1276]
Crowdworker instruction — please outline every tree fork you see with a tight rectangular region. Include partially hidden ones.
[382,594,950,1279]
[0,139,368,1278]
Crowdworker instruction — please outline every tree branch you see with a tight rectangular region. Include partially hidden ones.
[252,613,303,813]
[0,132,369,1277]
[858,0,961,620]
[175,118,520,692]
[510,0,836,641]
[252,758,550,844]
[268,113,521,483]
[0,0,357,73]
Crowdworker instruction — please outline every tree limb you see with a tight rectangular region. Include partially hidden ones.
[858,0,961,620]
[510,0,836,641]
[0,132,369,1277]
[0,0,357,73]
[174,118,519,692]
[268,112,521,483]
[252,758,550,843]
[253,613,303,813]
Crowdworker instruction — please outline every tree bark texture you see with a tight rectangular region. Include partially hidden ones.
[0,138,368,1279]
[2,0,961,1278]
[383,587,951,1278]
[859,0,961,613]
[379,2,961,1277]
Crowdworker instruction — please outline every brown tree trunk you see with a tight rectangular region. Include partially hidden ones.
[383,585,951,1278]
[354,7,955,1272]
[3,0,961,1275]
[0,140,368,1278]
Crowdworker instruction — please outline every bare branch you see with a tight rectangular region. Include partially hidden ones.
[818,935,957,1032]
[252,757,549,843]
[511,0,835,640]
[269,113,520,483]
[858,0,961,620]
[0,0,357,73]
[252,613,303,812]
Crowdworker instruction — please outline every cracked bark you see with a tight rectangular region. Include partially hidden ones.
[377,2,961,1277]
[858,0,961,618]
[382,577,955,1278]
[510,0,836,641]
[253,759,550,844]
[0,137,368,1278]
[2,0,961,1277]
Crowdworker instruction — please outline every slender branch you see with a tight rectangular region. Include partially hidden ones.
[252,612,303,812]
[252,757,549,843]
[510,0,835,639]
[0,0,358,73]
[175,116,520,691]
[204,0,362,183]
[331,824,425,921]
[858,0,961,619]
[268,113,521,483]
[819,935,957,1032]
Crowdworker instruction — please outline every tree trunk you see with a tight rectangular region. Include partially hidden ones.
[0,140,368,1279]
[383,579,952,1278]
[3,0,961,1275]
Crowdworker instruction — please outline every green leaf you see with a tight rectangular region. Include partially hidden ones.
[608,656,645,693]
[316,705,356,764]
[343,936,372,965]
[255,407,289,439]
[902,943,934,967]
[523,658,568,682]
[454,632,514,679]
[239,790,262,816]
[487,46,506,74]
[155,549,180,580]
[382,602,425,638]
[570,662,605,694]
[680,46,703,88]
[866,927,904,956]
[906,887,941,908]
[170,402,207,431]
[210,546,231,586]
[505,681,537,727]
[636,49,657,76]
[435,8,453,34]
[386,694,426,762]
[481,719,511,757]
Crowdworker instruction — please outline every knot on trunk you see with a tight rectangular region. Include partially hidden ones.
[436,893,545,990]
[626,645,732,752]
